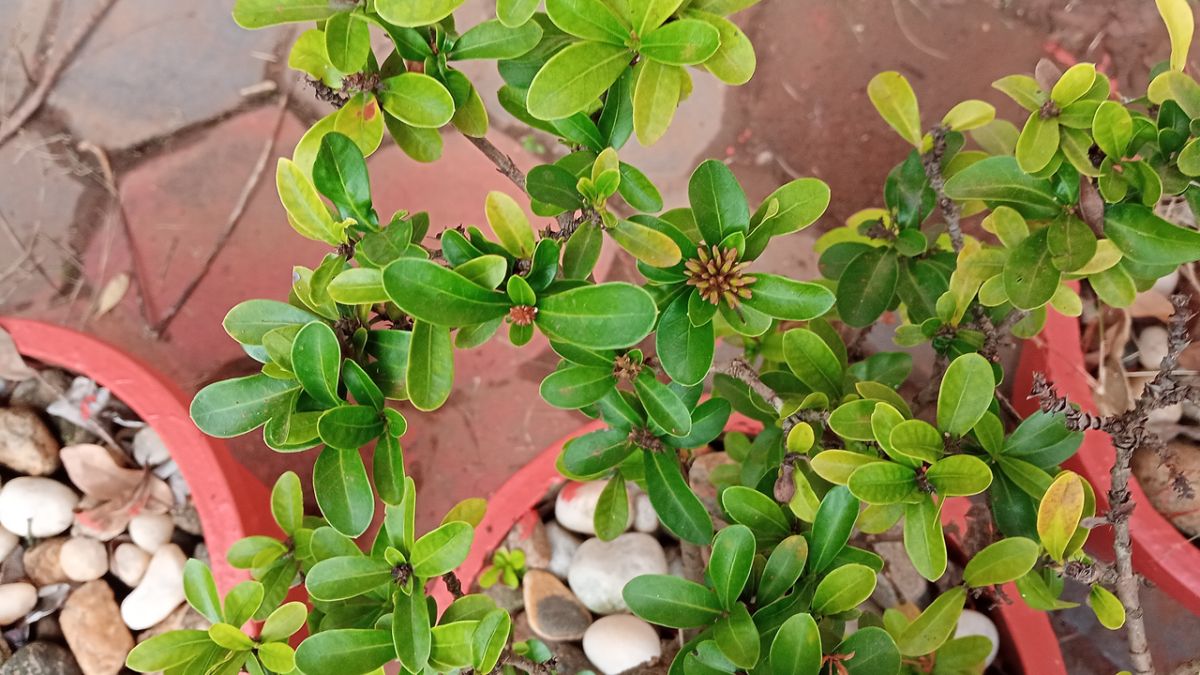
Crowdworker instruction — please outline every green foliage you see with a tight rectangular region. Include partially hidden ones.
[145,1,1200,673]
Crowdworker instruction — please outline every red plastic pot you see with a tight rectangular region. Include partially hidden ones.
[0,318,275,592]
[447,416,1065,674]
[1013,308,1200,617]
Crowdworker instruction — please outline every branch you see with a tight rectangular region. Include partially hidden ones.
[922,125,963,254]
[462,133,577,237]
[441,571,464,599]
[1030,294,1196,675]
[0,0,119,147]
[720,357,782,411]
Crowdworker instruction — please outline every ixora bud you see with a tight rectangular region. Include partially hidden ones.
[684,245,755,308]
[508,305,537,326]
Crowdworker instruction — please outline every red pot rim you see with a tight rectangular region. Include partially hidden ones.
[0,318,274,592]
[445,415,1065,674]
[1014,307,1200,617]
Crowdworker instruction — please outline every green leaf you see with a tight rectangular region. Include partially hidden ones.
[714,603,760,669]
[528,41,631,120]
[1092,100,1132,159]
[1004,226,1062,309]
[295,629,396,675]
[383,258,510,326]
[937,353,995,437]
[656,292,715,387]
[963,537,1040,587]
[610,218,683,267]
[812,449,881,484]
[708,524,755,609]
[291,321,341,406]
[318,405,384,450]
[233,0,350,28]
[335,93,385,156]
[277,158,347,245]
[527,164,583,210]
[721,486,790,541]
[406,320,454,411]
[832,627,901,675]
[808,485,859,574]
[757,535,808,606]
[837,247,899,328]
[748,178,830,252]
[594,476,630,540]
[847,462,917,505]
[1002,410,1083,469]
[223,299,321,345]
[640,19,720,65]
[1037,470,1085,561]
[631,0,685,35]
[783,328,842,400]
[183,560,223,624]
[379,73,456,128]
[561,428,633,476]
[314,131,373,227]
[618,162,663,211]
[632,59,683,145]
[635,371,692,437]
[223,581,265,627]
[942,99,996,131]
[1088,584,1126,629]
[471,609,511,672]
[485,191,536,258]
[306,556,393,601]
[191,374,299,438]
[546,0,629,43]
[690,160,750,244]
[260,602,307,642]
[324,13,370,72]
[769,613,821,675]
[1015,113,1060,174]
[1048,215,1098,273]
[828,399,878,442]
[270,471,304,536]
[411,521,474,577]
[812,563,876,615]
[903,495,947,581]
[1050,63,1096,106]
[889,419,944,464]
[623,575,723,628]
[313,445,375,537]
[374,435,406,505]
[126,630,215,671]
[327,267,388,304]
[537,282,657,349]
[259,643,297,672]
[497,0,539,25]
[385,113,444,162]
[645,449,714,544]
[897,587,966,656]
[688,9,756,85]
[992,74,1045,111]
[927,454,993,496]
[743,274,834,321]
[1104,203,1200,266]
[1158,0,1194,71]
[393,586,431,672]
[375,0,465,26]
[868,71,922,146]
[942,156,1061,217]
[540,365,614,409]
[453,19,542,60]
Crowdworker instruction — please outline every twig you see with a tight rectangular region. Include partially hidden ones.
[1030,295,1197,675]
[922,125,963,253]
[441,571,464,599]
[461,133,578,238]
[720,357,783,411]
[77,141,155,330]
[152,93,290,338]
[0,0,120,147]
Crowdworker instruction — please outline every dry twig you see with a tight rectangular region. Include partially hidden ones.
[922,125,964,253]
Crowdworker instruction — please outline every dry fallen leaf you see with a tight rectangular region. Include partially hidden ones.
[60,443,173,536]
[1129,290,1176,321]
[94,272,130,318]
[0,328,36,381]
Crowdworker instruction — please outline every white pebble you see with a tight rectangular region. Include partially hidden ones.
[128,513,175,553]
[554,481,632,535]
[0,477,79,537]
[0,582,38,625]
[1152,270,1179,296]
[1137,325,1171,370]
[632,491,659,533]
[955,609,1000,667]
[121,544,186,630]
[583,614,662,675]
[111,543,150,587]
[60,537,108,582]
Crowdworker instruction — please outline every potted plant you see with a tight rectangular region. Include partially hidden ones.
[122,0,1200,673]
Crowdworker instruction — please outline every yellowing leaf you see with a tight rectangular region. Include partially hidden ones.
[484,191,535,258]
[1157,0,1194,71]
[868,71,922,146]
[1037,470,1086,562]
[942,100,995,132]
[633,59,683,145]
[276,158,348,245]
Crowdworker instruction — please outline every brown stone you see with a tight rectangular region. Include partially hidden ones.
[0,408,60,476]
[1133,441,1200,537]
[522,569,592,642]
[60,581,134,675]
[22,538,68,586]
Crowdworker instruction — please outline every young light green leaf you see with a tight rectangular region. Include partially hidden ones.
[757,535,808,606]
[811,563,876,615]
[411,521,474,577]
[897,587,966,656]
[769,613,821,675]
[640,19,720,65]
[633,59,683,145]
[708,524,755,609]
[1088,584,1126,629]
[847,461,917,505]
[714,603,760,669]
[375,0,465,26]
[963,537,1040,587]
[378,73,456,128]
[313,445,375,537]
[277,158,347,245]
[393,585,431,672]
[183,560,223,624]
[868,71,922,146]
[903,494,947,581]
[528,41,631,120]
[270,471,304,536]
[937,353,995,436]
[927,454,993,496]
[485,191,536,258]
